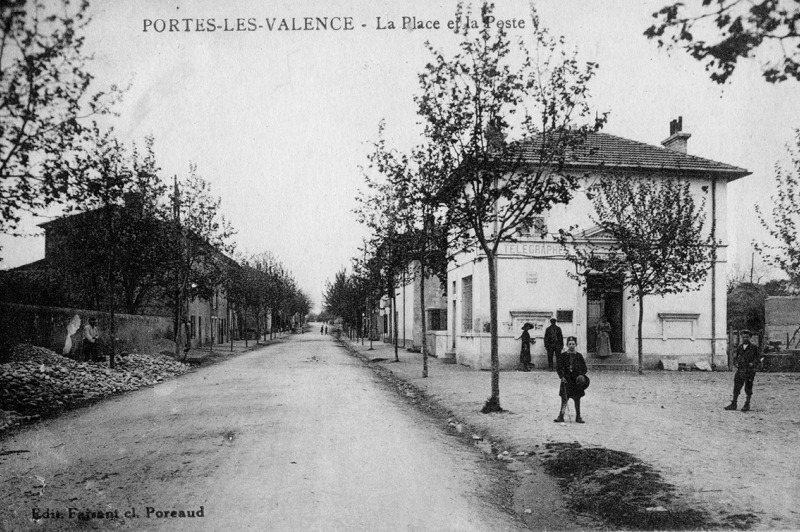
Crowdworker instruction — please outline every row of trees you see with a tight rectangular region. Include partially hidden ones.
[0,127,311,357]
[327,3,721,414]
[228,252,312,343]
[0,0,311,361]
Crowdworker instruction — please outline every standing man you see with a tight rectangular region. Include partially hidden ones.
[724,330,761,412]
[544,318,563,372]
[83,317,100,362]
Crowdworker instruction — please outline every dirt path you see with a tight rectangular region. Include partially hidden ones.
[1,333,528,531]
[348,338,800,531]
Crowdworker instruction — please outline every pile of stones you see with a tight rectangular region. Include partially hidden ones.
[0,344,189,432]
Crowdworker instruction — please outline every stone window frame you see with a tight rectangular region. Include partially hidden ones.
[657,312,700,341]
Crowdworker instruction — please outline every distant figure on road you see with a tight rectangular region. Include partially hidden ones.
[514,323,534,371]
[555,336,589,423]
[324,325,328,335]
[544,318,563,371]
[595,315,612,358]
[83,317,100,362]
[725,330,761,412]
[320,325,324,335]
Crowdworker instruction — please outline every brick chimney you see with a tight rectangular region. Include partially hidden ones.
[661,116,691,154]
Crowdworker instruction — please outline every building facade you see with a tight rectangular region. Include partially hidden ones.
[447,123,749,370]
[379,264,448,356]
[8,205,237,348]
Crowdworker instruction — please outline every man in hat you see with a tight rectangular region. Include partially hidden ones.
[514,323,535,371]
[544,318,563,371]
[724,330,761,412]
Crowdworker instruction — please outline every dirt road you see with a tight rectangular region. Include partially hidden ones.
[1,333,527,531]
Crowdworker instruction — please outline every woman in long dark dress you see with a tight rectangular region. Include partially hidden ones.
[515,323,535,371]
[554,336,588,423]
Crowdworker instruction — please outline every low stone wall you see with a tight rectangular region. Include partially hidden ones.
[0,303,174,362]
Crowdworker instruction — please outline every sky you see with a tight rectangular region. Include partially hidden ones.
[1,0,798,310]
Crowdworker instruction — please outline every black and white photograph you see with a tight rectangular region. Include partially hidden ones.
[1,0,799,530]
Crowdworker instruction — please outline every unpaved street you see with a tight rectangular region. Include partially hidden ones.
[1,334,526,531]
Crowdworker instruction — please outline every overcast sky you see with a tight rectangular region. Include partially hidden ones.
[1,0,798,310]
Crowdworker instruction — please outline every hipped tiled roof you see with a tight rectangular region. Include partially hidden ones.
[515,132,750,180]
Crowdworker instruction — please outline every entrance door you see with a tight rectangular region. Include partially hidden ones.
[586,276,624,354]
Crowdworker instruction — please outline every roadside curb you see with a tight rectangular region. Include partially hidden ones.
[336,336,575,530]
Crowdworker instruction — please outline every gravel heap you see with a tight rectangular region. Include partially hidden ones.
[0,344,189,432]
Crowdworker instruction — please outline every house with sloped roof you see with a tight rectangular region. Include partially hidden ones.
[2,204,239,350]
[447,118,750,371]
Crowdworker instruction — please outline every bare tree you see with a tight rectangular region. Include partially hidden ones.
[417,3,605,412]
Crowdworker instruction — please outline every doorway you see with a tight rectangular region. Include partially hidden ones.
[586,275,624,354]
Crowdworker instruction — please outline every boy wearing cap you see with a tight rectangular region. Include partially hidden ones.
[555,336,588,423]
[724,330,760,412]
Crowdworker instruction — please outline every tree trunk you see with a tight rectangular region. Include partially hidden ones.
[421,261,428,378]
[637,293,645,375]
[108,303,116,369]
[483,249,501,412]
[255,308,260,345]
[392,294,399,361]
[174,290,182,359]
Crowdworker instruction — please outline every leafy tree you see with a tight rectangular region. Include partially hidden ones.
[52,127,167,366]
[392,145,452,377]
[53,133,169,316]
[0,0,122,233]
[727,282,766,331]
[559,175,713,374]
[323,268,367,338]
[287,288,312,327]
[645,0,800,83]
[357,128,452,372]
[417,3,605,411]
[756,129,800,285]
[356,127,414,361]
[164,167,236,358]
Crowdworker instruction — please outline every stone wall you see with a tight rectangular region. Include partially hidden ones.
[0,303,174,362]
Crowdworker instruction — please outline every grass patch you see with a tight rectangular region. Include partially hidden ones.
[543,442,729,530]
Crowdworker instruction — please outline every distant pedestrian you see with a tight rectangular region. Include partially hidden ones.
[554,336,589,423]
[515,323,535,371]
[324,325,328,335]
[544,318,563,371]
[725,330,761,412]
[83,317,100,362]
[320,325,324,335]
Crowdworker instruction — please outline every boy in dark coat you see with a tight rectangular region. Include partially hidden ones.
[554,336,588,423]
